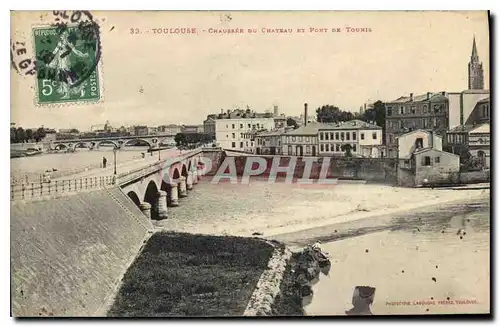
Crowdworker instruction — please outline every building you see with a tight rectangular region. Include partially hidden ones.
[182,125,204,134]
[255,129,284,155]
[134,125,148,136]
[274,114,287,129]
[385,92,449,157]
[158,124,182,136]
[397,130,443,159]
[468,36,484,90]
[206,108,275,150]
[446,123,490,169]
[318,120,384,158]
[396,130,459,187]
[147,126,158,135]
[281,123,322,156]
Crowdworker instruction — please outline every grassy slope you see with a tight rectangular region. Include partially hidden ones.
[107,232,275,317]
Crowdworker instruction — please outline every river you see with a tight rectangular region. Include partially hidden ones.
[160,181,490,316]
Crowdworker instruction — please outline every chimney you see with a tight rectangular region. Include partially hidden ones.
[227,109,231,115]
[427,92,431,100]
[304,103,308,127]
[410,93,414,102]
[364,103,367,111]
[441,91,447,96]
[221,109,223,114]
[273,105,279,117]
[429,130,434,148]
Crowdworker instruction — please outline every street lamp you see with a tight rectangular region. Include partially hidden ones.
[158,147,161,161]
[113,146,118,175]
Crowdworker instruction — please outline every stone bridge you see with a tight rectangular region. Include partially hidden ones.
[10,148,224,221]
[50,135,175,151]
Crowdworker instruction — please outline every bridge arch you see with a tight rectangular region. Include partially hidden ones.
[53,143,68,151]
[72,142,91,150]
[127,191,141,207]
[181,164,188,177]
[144,180,158,206]
[122,138,153,148]
[95,140,119,149]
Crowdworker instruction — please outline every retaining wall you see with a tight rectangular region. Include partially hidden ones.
[208,155,398,183]
[11,187,154,317]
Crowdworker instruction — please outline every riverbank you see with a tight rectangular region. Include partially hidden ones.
[107,232,275,317]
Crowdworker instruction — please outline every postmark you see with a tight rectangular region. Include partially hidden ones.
[32,11,102,105]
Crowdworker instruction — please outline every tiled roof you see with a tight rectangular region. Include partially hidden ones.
[318,120,381,130]
[283,123,328,135]
[388,93,448,103]
[448,123,490,133]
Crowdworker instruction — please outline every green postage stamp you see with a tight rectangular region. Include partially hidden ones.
[33,22,101,104]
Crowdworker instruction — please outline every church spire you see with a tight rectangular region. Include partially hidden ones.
[468,35,484,90]
[471,35,478,59]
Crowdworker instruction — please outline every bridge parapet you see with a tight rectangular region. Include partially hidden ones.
[117,149,204,185]
[10,176,115,202]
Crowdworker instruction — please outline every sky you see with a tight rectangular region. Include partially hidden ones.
[10,11,490,130]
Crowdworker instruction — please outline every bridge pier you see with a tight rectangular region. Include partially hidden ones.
[156,191,168,219]
[192,170,198,185]
[179,176,188,198]
[168,183,179,207]
[186,171,194,190]
[139,202,152,219]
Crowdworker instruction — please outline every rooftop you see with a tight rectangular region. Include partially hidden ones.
[388,92,449,104]
[318,120,381,130]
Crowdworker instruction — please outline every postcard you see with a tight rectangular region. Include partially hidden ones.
[10,10,490,317]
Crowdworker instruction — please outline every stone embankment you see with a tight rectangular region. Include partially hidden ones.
[245,243,331,316]
[11,187,154,317]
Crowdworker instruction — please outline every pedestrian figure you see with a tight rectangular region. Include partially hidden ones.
[103,157,107,168]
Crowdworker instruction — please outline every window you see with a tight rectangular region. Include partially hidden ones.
[423,156,431,166]
[400,106,404,115]
[435,156,440,164]
[330,132,334,140]
[325,144,330,152]
[353,132,357,140]
[336,144,340,151]
[335,132,339,140]
[400,121,404,129]
[320,144,324,152]
[246,141,248,146]
[346,133,350,141]
[240,133,243,138]
[226,124,228,128]
[304,137,309,143]
[372,132,377,140]
[423,118,428,128]
[325,133,329,140]
[248,124,251,128]
[257,124,260,129]
[341,132,345,140]
[306,146,310,154]
[415,138,423,149]
[434,104,440,113]
[353,144,357,152]
[240,124,243,129]
[252,124,255,129]
[232,133,235,138]
[292,136,296,142]
[288,145,292,155]
[411,106,416,114]
[232,142,236,148]
[232,124,235,129]
[226,134,229,138]
[320,132,324,140]
[298,136,303,142]
[423,105,428,113]
[361,133,365,140]
[387,106,393,116]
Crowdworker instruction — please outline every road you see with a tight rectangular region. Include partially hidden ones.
[52,148,187,181]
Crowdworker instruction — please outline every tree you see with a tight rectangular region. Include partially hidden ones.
[360,100,386,143]
[25,129,33,142]
[174,133,187,147]
[69,128,80,134]
[341,144,353,157]
[316,105,354,123]
[15,127,26,143]
[32,127,46,142]
[10,127,17,143]
[286,118,298,129]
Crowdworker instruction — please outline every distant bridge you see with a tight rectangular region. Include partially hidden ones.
[10,148,224,221]
[50,135,176,151]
